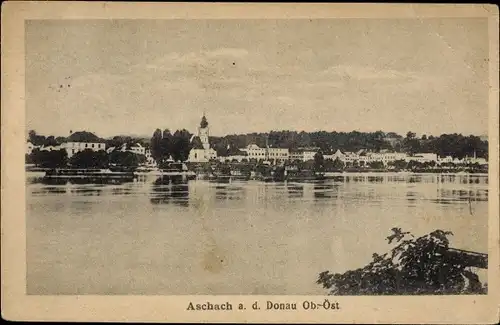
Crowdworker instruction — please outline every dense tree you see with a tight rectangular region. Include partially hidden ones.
[313,151,325,172]
[150,129,163,161]
[317,228,487,295]
[403,131,421,154]
[69,149,108,169]
[324,158,344,171]
[30,128,489,164]
[109,151,141,168]
[161,129,173,160]
[105,135,132,149]
[368,161,385,169]
[423,134,488,159]
[30,148,68,168]
[210,130,400,154]
[25,154,33,164]
[406,131,416,139]
[333,158,345,170]
[44,136,58,146]
[170,129,193,162]
[388,159,407,170]
[150,128,192,163]
[28,130,48,146]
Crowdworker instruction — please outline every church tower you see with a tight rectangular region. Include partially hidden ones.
[198,114,210,150]
[188,113,216,163]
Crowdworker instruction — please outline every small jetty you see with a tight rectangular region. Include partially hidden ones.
[440,247,488,269]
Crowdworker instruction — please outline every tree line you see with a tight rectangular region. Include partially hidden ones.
[26,148,146,170]
[208,131,487,159]
[28,130,148,150]
[149,129,193,165]
[28,129,488,165]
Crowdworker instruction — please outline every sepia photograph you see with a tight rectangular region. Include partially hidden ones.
[2,2,499,323]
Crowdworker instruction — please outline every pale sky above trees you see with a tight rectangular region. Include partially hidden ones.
[26,18,489,138]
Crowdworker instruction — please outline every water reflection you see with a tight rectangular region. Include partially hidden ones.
[432,188,489,205]
[215,183,246,201]
[406,191,418,206]
[150,176,190,207]
[29,183,104,196]
[111,187,134,196]
[286,183,304,199]
[30,186,67,195]
[313,181,337,200]
[26,172,489,295]
[68,187,102,196]
[366,176,384,183]
[27,177,132,186]
[210,177,231,184]
[26,173,489,208]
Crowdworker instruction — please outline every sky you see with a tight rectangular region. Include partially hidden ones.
[25,18,490,138]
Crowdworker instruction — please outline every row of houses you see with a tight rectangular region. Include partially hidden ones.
[26,140,106,157]
[217,145,488,166]
[27,118,488,168]
[26,131,156,166]
[191,115,487,166]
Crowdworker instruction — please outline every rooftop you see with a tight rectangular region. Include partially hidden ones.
[67,131,105,143]
[200,115,209,128]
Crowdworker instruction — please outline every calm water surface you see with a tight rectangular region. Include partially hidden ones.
[26,173,488,295]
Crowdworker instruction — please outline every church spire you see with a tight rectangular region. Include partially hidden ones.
[200,113,208,128]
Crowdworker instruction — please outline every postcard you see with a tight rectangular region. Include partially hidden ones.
[1,2,499,323]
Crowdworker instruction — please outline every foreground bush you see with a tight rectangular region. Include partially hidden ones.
[317,228,487,295]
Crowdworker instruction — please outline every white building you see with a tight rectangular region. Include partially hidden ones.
[302,150,317,162]
[219,154,249,163]
[267,147,289,162]
[405,153,438,163]
[62,141,106,158]
[145,149,156,166]
[26,132,105,158]
[366,152,407,165]
[188,115,217,163]
[241,144,266,160]
[468,157,488,165]
[323,149,343,161]
[464,152,488,165]
[218,145,249,163]
[127,143,146,155]
[326,150,360,163]
[325,149,408,166]
[240,144,289,163]
[107,143,146,156]
[55,131,107,158]
[437,156,454,164]
[288,148,317,162]
[289,150,304,161]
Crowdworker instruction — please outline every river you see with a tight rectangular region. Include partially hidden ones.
[26,172,488,295]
